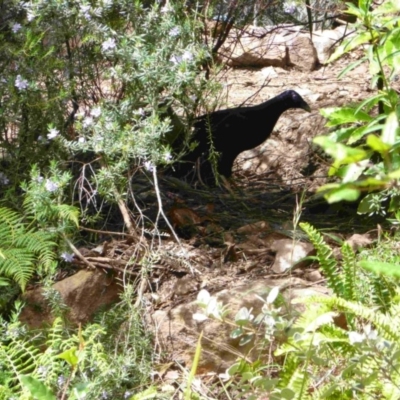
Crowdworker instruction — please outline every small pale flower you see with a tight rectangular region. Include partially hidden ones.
[101,38,116,51]
[57,375,66,387]
[61,252,74,262]
[169,27,180,37]
[47,128,59,140]
[169,55,182,65]
[283,1,297,14]
[160,5,170,13]
[37,365,48,376]
[0,172,10,185]
[90,107,101,117]
[182,50,193,62]
[78,137,86,143]
[349,331,365,344]
[37,176,44,183]
[124,392,132,399]
[80,5,91,19]
[12,23,22,33]
[83,116,94,127]
[144,160,155,172]
[15,75,28,90]
[45,179,58,192]
[27,11,35,21]
[164,152,172,161]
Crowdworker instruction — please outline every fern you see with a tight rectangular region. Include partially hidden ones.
[341,243,357,302]
[300,222,343,297]
[0,324,40,394]
[304,295,400,343]
[0,207,57,291]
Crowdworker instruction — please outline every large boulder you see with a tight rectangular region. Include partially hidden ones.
[19,269,122,328]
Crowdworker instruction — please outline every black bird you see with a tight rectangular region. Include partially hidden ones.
[173,90,311,185]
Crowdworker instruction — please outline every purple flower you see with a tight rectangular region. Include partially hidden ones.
[102,38,116,51]
[182,50,193,61]
[169,27,180,37]
[61,252,74,262]
[15,75,28,90]
[45,179,58,192]
[12,23,22,33]
[144,160,155,172]
[283,2,297,14]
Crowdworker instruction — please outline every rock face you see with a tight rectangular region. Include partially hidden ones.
[20,270,122,328]
[150,278,330,373]
[218,25,351,70]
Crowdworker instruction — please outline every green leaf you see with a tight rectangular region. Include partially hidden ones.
[357,194,376,214]
[323,186,361,203]
[366,134,391,153]
[373,0,400,15]
[57,347,78,367]
[321,107,372,127]
[360,261,400,277]
[20,375,56,400]
[328,32,373,62]
[130,387,159,400]
[388,195,400,212]
[69,383,92,400]
[382,112,399,145]
[338,58,366,78]
[314,136,369,166]
[338,160,369,183]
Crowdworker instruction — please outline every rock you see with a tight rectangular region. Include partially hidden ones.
[149,278,330,373]
[312,26,356,64]
[287,35,318,71]
[220,26,318,70]
[224,33,288,68]
[19,270,122,328]
[270,239,314,273]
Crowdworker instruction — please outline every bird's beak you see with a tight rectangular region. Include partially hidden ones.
[301,101,311,112]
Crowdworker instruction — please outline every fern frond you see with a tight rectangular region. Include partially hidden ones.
[370,274,396,314]
[0,207,59,290]
[56,204,80,227]
[0,333,40,392]
[307,296,400,342]
[341,243,357,302]
[300,222,343,297]
[0,207,24,246]
[287,369,311,400]
[0,249,35,291]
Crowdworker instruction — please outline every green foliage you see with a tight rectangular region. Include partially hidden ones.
[0,287,156,400]
[0,0,218,222]
[313,0,400,214]
[0,206,57,291]
[300,222,345,298]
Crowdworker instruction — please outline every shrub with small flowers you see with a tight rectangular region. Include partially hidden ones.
[0,0,216,213]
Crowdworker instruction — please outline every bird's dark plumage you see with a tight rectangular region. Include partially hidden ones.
[174,90,311,184]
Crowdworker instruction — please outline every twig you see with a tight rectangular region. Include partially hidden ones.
[64,236,98,270]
